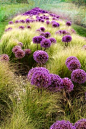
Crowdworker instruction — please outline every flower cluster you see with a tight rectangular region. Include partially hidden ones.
[0,54,9,61]
[74,118,86,129]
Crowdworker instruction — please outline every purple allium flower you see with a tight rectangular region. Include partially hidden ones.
[40,27,45,32]
[26,19,30,23]
[5,27,12,32]
[66,21,72,26]
[33,50,49,64]
[24,49,31,55]
[20,19,25,23]
[0,54,9,61]
[27,67,49,81]
[44,32,51,38]
[15,49,25,59]
[47,74,62,92]
[61,77,74,92]
[41,19,44,22]
[40,32,45,36]
[18,42,23,47]
[65,56,79,67]
[15,20,19,23]
[67,59,81,71]
[52,22,60,27]
[33,36,45,44]
[74,118,86,129]
[19,26,24,29]
[46,20,50,25]
[9,21,13,24]
[71,69,86,84]
[70,29,76,34]
[62,35,72,43]
[12,45,21,53]
[82,45,86,50]
[27,25,31,29]
[40,38,51,48]
[50,120,76,129]
[49,37,56,43]
[31,71,51,88]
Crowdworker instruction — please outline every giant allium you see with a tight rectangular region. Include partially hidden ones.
[71,69,86,84]
[66,21,72,26]
[40,27,45,32]
[48,74,62,92]
[61,77,74,92]
[33,36,45,44]
[49,37,56,43]
[24,49,31,55]
[33,50,49,64]
[0,54,9,61]
[44,32,51,38]
[52,22,60,27]
[40,38,51,48]
[12,45,21,53]
[74,119,86,129]
[31,71,51,88]
[50,120,76,129]
[27,67,49,81]
[65,56,79,67]
[15,49,25,59]
[62,35,72,43]
[67,59,81,71]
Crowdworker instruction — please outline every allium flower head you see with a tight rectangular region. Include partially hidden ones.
[26,19,30,23]
[9,21,13,24]
[46,20,50,25]
[15,49,25,59]
[44,32,51,38]
[40,38,51,48]
[62,35,72,43]
[61,77,74,92]
[27,25,31,29]
[48,74,62,92]
[67,59,81,71]
[71,69,86,84]
[74,118,86,129]
[0,54,9,61]
[27,67,49,81]
[31,71,51,88]
[20,20,25,23]
[52,22,60,27]
[15,20,19,23]
[49,37,56,43]
[50,120,76,129]
[24,49,31,55]
[18,42,23,47]
[66,21,72,26]
[5,27,12,32]
[33,50,49,64]
[19,26,24,29]
[12,45,21,53]
[33,36,45,44]
[40,27,45,32]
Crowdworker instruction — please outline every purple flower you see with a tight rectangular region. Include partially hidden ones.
[66,21,72,26]
[18,42,23,47]
[26,19,30,23]
[44,32,51,38]
[9,21,13,24]
[15,49,25,59]
[46,21,50,25]
[15,20,19,23]
[12,45,21,53]
[74,119,86,129]
[49,37,56,43]
[31,71,51,88]
[24,49,31,55]
[50,120,75,129]
[47,74,62,92]
[0,54,9,61]
[62,35,72,43]
[40,27,45,32]
[33,50,49,64]
[61,77,74,92]
[40,38,51,48]
[52,22,60,27]
[27,67,49,81]
[27,25,31,29]
[65,56,79,67]
[33,36,45,44]
[5,27,12,32]
[71,69,86,84]
[20,20,25,23]
[19,26,24,29]
[40,32,45,36]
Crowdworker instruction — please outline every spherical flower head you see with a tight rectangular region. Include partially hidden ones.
[40,32,45,36]
[31,71,51,88]
[62,35,72,43]
[15,49,25,59]
[19,26,24,29]
[12,45,21,53]
[18,42,23,47]
[74,118,86,129]
[20,19,25,23]
[9,21,13,24]
[5,27,12,32]
[49,37,56,43]
[33,36,45,44]
[44,32,51,38]
[48,74,62,92]
[26,19,30,23]
[46,20,50,25]
[33,50,49,64]
[41,19,44,22]
[52,22,60,27]
[61,77,74,92]
[71,69,86,84]
[0,54,9,61]
[40,27,45,32]
[15,20,19,23]
[27,67,49,81]
[65,56,79,67]
[27,25,31,29]
[67,59,81,71]
[40,38,51,48]
[24,49,31,55]
[50,120,76,129]
[66,21,72,26]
